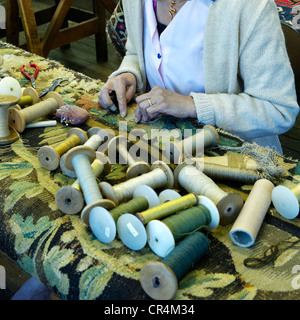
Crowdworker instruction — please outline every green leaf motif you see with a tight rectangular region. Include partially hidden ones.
[9,214,52,255]
[5,181,44,211]
[0,161,33,181]
[43,246,74,296]
[79,265,113,300]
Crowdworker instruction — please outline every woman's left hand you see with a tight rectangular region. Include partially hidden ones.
[135,86,197,123]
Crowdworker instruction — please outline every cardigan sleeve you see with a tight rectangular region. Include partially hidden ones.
[190,0,299,143]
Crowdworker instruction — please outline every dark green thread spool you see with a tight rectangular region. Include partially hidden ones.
[140,231,210,300]
[146,196,219,257]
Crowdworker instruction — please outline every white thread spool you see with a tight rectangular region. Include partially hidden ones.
[271,182,300,220]
[165,125,219,164]
[63,146,116,225]
[60,127,107,178]
[230,179,274,247]
[147,196,219,257]
[108,135,151,179]
[18,87,39,107]
[55,152,111,215]
[117,192,197,251]
[9,91,64,132]
[99,160,174,206]
[38,127,88,171]
[174,163,244,225]
[0,95,20,145]
[90,185,160,244]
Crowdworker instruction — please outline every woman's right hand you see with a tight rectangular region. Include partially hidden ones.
[98,72,137,118]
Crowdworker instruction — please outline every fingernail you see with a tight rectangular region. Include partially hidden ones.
[121,111,126,118]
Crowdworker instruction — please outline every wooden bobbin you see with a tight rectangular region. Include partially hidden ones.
[9,91,64,132]
[165,125,219,164]
[55,152,111,215]
[108,135,151,179]
[99,160,174,206]
[18,87,39,107]
[38,127,88,171]
[64,145,116,223]
[140,231,210,300]
[60,127,108,178]
[174,163,244,225]
[0,95,20,145]
[272,182,300,220]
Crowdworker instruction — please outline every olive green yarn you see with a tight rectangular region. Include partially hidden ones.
[162,232,210,281]
[109,196,149,222]
[161,204,211,242]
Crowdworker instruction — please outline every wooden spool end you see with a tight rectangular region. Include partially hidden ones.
[8,107,26,133]
[55,186,84,215]
[217,193,244,225]
[139,261,178,300]
[151,160,174,189]
[203,125,219,146]
[63,146,96,171]
[22,87,39,105]
[44,91,65,107]
[95,151,111,176]
[98,181,119,206]
[81,199,116,225]
[126,161,151,179]
[67,127,88,144]
[38,146,62,171]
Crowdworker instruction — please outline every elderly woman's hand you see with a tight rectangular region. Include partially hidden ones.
[98,73,136,117]
[135,86,197,123]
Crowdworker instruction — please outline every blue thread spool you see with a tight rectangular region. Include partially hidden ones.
[147,196,219,257]
[139,231,210,300]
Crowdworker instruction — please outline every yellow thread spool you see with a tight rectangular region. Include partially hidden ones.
[174,163,244,225]
[60,127,107,178]
[38,127,88,171]
[18,87,39,107]
[0,95,20,145]
[272,182,300,220]
[99,160,174,205]
[108,135,151,179]
[9,91,64,132]
[165,125,219,164]
[136,193,199,225]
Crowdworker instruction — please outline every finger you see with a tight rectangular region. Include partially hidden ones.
[115,85,128,118]
[138,99,152,122]
[98,86,113,109]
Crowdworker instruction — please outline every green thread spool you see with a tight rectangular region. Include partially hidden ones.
[117,192,199,251]
[140,231,210,300]
[147,196,219,257]
[89,185,160,244]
